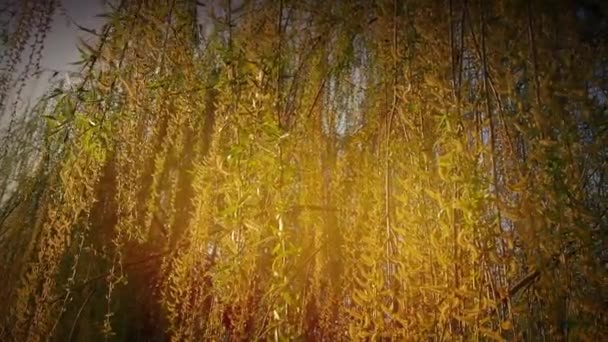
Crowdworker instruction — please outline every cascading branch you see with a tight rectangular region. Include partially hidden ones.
[0,0,606,341]
[0,0,57,131]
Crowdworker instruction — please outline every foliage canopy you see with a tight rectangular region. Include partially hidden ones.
[0,0,607,340]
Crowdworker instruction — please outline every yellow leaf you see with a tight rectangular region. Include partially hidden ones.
[480,327,505,341]
[508,178,528,192]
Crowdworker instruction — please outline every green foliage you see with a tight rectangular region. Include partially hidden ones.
[0,0,607,341]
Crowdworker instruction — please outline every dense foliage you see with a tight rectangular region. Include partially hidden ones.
[1,0,607,340]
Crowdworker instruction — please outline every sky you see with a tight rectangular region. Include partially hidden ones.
[26,0,106,100]
[44,0,106,70]
[2,0,606,125]
[2,0,221,123]
[1,0,105,125]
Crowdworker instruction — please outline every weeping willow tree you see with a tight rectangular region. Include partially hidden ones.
[0,0,607,340]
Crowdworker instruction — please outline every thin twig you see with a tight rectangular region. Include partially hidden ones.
[527,0,544,137]
[47,250,172,305]
[67,287,96,342]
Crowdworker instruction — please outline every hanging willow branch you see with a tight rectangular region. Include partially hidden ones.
[0,1,606,341]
